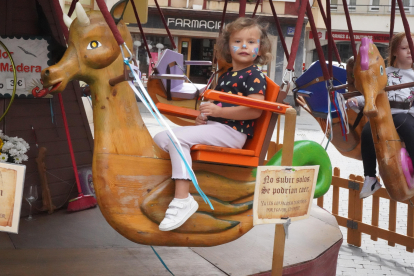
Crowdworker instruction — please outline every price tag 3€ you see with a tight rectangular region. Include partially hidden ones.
[6,78,25,90]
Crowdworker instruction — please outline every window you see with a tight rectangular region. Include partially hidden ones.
[370,0,380,11]
[332,0,356,12]
[403,0,411,13]
[388,0,412,13]
[331,0,338,11]
[348,0,356,11]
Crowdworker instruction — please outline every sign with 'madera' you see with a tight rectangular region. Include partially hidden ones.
[253,166,319,225]
[0,37,50,97]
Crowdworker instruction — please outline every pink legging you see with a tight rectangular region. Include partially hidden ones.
[154,121,247,179]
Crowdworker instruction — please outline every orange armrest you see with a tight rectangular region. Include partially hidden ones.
[156,103,200,119]
[203,90,291,114]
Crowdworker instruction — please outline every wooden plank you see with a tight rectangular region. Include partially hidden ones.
[0,1,7,35]
[332,186,339,215]
[12,8,38,21]
[388,199,397,247]
[332,168,340,215]
[14,0,35,8]
[24,151,92,173]
[45,0,68,46]
[24,163,90,186]
[347,175,357,246]
[331,175,349,189]
[354,175,363,247]
[280,108,296,166]
[357,221,414,249]
[272,224,285,276]
[7,101,82,117]
[11,126,89,144]
[5,0,13,36]
[371,195,379,241]
[333,214,348,227]
[271,108,295,276]
[317,196,324,208]
[26,139,92,159]
[8,113,87,132]
[407,204,414,252]
[346,174,362,247]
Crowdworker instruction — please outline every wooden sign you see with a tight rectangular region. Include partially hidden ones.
[253,166,319,225]
[0,37,50,97]
[0,163,26,234]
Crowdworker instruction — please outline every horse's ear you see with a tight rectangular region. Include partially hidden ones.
[110,0,129,25]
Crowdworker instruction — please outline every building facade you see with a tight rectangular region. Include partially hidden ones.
[305,0,414,68]
[117,0,309,108]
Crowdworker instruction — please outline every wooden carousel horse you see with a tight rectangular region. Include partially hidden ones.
[353,37,414,202]
[38,1,297,246]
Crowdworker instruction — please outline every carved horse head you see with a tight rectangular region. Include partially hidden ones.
[353,37,388,117]
[41,2,131,93]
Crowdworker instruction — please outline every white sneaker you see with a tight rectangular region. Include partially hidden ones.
[360,176,381,199]
[159,195,199,231]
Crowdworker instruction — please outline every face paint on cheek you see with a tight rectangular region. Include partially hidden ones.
[252,47,259,58]
[232,46,240,53]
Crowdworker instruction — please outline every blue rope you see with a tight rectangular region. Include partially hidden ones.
[151,246,175,276]
[125,60,214,210]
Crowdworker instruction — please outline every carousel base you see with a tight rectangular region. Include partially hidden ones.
[192,203,343,276]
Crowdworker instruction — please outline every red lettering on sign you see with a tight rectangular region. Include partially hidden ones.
[0,63,10,71]
[13,63,42,72]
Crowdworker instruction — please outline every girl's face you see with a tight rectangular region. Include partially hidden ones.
[394,37,413,69]
[229,27,262,70]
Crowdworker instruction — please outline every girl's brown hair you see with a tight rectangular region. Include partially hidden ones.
[387,32,414,67]
[215,17,272,65]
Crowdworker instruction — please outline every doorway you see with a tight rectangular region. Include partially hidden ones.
[178,38,214,84]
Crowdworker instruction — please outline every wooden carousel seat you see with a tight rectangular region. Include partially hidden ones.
[156,76,290,167]
[152,49,212,99]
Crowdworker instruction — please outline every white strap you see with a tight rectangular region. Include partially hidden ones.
[166,208,178,216]
[169,201,184,209]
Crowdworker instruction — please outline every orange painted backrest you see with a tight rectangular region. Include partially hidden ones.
[243,76,280,156]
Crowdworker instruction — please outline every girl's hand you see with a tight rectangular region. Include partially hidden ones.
[195,113,207,125]
[199,102,222,118]
[347,98,358,108]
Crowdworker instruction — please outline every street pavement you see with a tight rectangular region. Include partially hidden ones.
[77,101,414,275]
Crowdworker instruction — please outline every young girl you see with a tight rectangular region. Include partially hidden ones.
[348,32,414,199]
[154,17,272,231]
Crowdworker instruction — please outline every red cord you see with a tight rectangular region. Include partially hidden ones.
[58,93,83,197]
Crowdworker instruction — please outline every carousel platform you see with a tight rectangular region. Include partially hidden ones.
[0,203,342,276]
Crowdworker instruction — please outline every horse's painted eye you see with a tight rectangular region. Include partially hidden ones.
[87,41,102,50]
[380,65,384,75]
